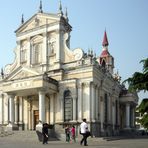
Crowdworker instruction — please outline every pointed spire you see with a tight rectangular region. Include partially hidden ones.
[38,0,43,13]
[65,7,68,17]
[58,0,63,16]
[21,14,24,24]
[65,7,69,22]
[102,30,109,46]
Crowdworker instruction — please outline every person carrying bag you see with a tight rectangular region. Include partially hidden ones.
[80,118,90,146]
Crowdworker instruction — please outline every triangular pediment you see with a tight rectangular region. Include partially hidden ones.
[15,13,59,34]
[6,67,39,81]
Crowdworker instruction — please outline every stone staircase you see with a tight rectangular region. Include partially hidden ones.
[0,130,61,143]
[0,131,14,137]
[0,131,38,142]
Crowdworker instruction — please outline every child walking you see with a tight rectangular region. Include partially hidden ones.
[71,125,76,142]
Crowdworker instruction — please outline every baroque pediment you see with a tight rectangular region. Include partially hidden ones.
[15,13,59,34]
[6,67,39,81]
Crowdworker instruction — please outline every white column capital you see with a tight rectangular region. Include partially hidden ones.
[7,93,15,98]
[38,88,46,94]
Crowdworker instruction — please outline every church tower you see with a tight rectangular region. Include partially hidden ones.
[99,31,114,74]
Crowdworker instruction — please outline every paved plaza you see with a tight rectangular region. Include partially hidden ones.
[0,132,148,148]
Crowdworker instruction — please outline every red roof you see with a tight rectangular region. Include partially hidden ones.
[102,31,109,46]
[100,49,110,57]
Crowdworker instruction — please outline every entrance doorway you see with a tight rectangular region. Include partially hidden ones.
[34,110,39,130]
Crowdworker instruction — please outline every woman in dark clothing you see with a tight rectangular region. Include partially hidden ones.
[42,123,48,144]
[65,125,70,142]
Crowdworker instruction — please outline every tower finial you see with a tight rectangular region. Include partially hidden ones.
[102,30,109,46]
[58,0,63,16]
[21,14,24,24]
[39,0,43,13]
[65,7,69,22]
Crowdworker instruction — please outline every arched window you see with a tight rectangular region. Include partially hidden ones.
[64,90,73,122]
[101,59,106,68]
[31,43,42,64]
[31,35,43,65]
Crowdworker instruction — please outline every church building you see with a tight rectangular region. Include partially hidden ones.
[0,1,138,137]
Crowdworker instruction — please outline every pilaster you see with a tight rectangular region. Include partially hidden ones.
[91,82,96,121]
[83,82,91,121]
[78,83,83,121]
[72,96,77,121]
[0,94,3,124]
[50,94,55,124]
[14,97,19,124]
[100,91,104,132]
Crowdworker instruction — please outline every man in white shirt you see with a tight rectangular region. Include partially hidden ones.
[80,118,88,146]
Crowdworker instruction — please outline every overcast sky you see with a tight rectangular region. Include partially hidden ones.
[0,0,147,102]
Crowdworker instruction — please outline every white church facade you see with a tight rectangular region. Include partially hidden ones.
[0,2,138,137]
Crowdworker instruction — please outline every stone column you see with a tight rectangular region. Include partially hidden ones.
[91,83,96,121]
[78,83,83,121]
[50,94,55,124]
[73,97,77,121]
[39,90,46,123]
[60,97,64,122]
[7,94,17,131]
[14,97,19,124]
[19,97,23,124]
[56,30,61,62]
[100,92,104,133]
[84,82,91,121]
[0,94,3,124]
[131,107,135,128]
[36,89,46,131]
[42,33,47,64]
[4,96,9,124]
[112,103,115,130]
[95,87,99,120]
[9,94,15,124]
[108,94,111,123]
[125,103,130,128]
[42,33,48,71]
[19,96,23,130]
[28,96,32,130]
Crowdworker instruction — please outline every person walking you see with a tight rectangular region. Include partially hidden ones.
[80,118,89,146]
[42,123,49,144]
[71,125,76,142]
[65,125,70,142]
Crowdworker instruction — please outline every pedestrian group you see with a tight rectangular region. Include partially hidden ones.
[42,118,90,146]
